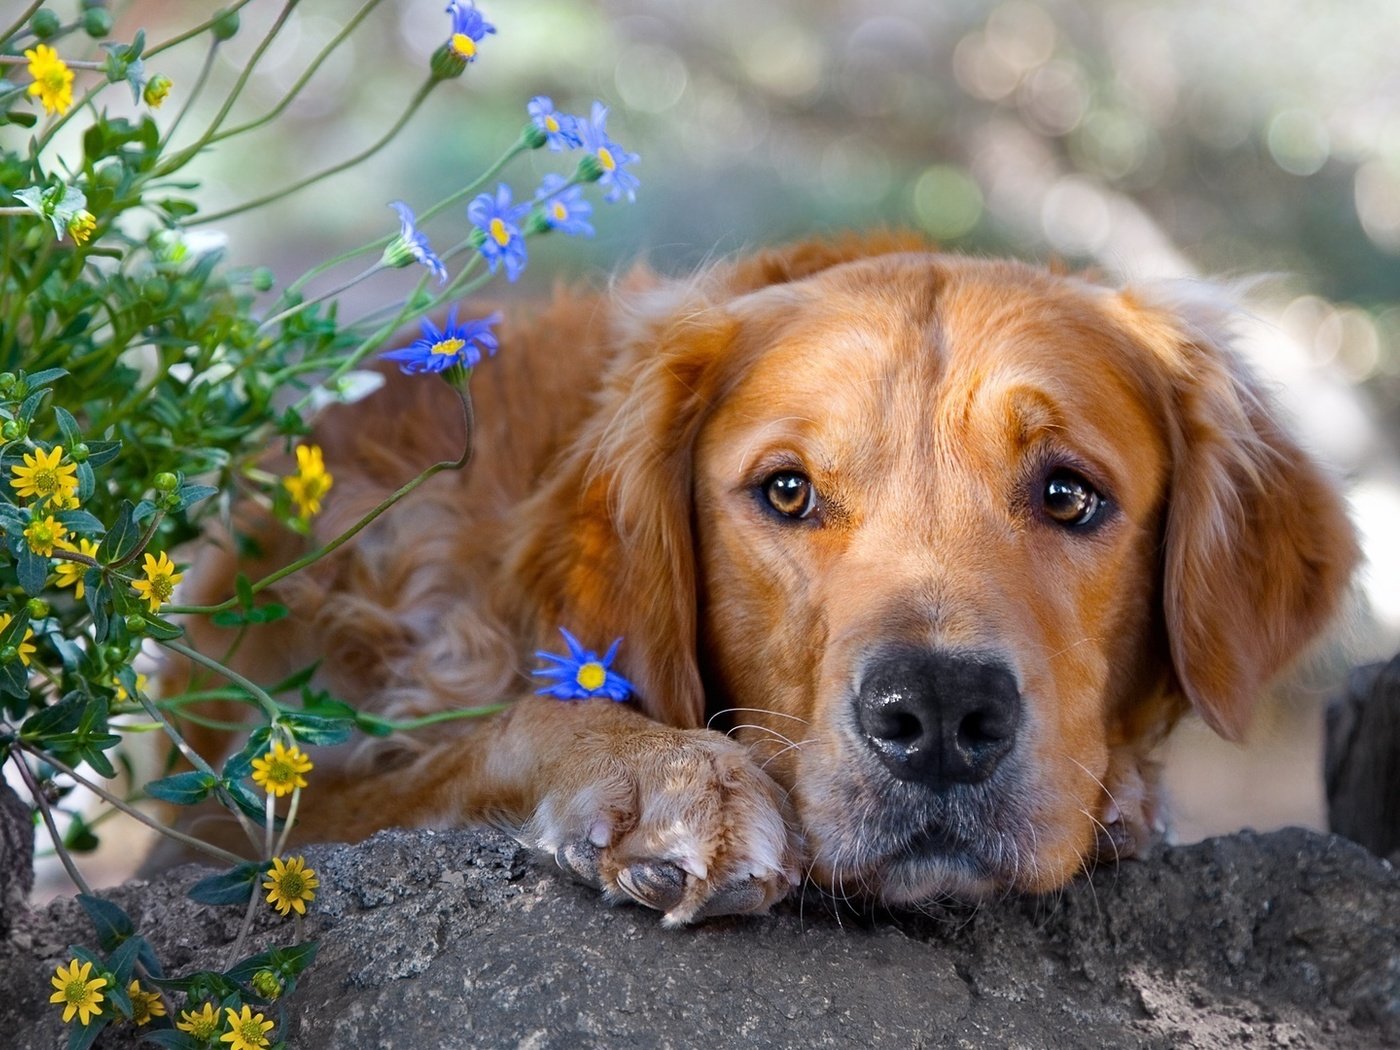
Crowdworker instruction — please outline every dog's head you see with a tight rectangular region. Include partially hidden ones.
[515,235,1359,901]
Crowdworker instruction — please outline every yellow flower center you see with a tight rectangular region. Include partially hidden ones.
[597,146,617,172]
[575,662,606,691]
[40,68,67,91]
[451,33,476,58]
[64,980,89,1004]
[31,468,58,496]
[267,758,296,784]
[544,114,560,133]
[489,217,511,246]
[150,574,174,603]
[280,872,305,897]
[239,1018,265,1042]
[431,336,466,356]
[551,202,568,222]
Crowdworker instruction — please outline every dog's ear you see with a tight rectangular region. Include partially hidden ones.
[1116,285,1359,741]
[511,234,931,728]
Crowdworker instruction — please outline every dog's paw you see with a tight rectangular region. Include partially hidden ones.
[525,726,798,926]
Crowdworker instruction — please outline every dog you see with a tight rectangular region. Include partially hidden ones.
[177,233,1359,925]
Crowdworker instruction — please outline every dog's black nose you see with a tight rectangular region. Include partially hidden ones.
[855,649,1021,788]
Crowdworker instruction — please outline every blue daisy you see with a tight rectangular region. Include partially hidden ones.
[380,307,502,374]
[468,183,530,282]
[534,628,633,702]
[527,96,582,151]
[577,101,640,204]
[446,0,495,62]
[534,174,594,238]
[385,201,447,284]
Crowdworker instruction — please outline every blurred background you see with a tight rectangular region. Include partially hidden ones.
[22,0,1400,889]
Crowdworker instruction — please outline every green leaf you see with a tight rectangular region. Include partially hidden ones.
[63,812,101,853]
[138,613,184,641]
[54,406,82,448]
[247,603,288,625]
[187,861,262,906]
[227,940,319,984]
[223,776,282,830]
[77,893,134,951]
[75,460,95,502]
[16,544,48,596]
[235,573,255,610]
[86,574,111,643]
[83,440,121,467]
[18,388,50,423]
[0,661,28,701]
[20,690,81,742]
[66,1016,110,1050]
[24,367,69,390]
[280,711,352,746]
[98,500,140,563]
[174,483,217,512]
[56,509,105,535]
[142,1031,206,1049]
[146,770,218,806]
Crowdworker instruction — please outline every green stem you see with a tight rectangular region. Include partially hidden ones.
[257,262,385,333]
[0,1,43,43]
[9,749,94,895]
[190,77,438,226]
[15,742,249,867]
[158,38,220,150]
[363,705,510,732]
[166,384,476,616]
[145,0,260,58]
[211,0,388,144]
[159,638,282,722]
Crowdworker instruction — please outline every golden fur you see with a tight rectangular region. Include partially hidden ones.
[173,234,1359,924]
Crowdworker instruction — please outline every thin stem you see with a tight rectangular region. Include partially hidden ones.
[145,0,259,59]
[110,509,166,570]
[256,262,384,333]
[159,39,220,150]
[272,784,301,857]
[211,0,388,143]
[15,743,249,867]
[166,385,476,617]
[191,78,438,226]
[10,749,93,895]
[0,55,106,71]
[159,638,281,722]
[225,880,263,970]
[1,1,44,43]
[363,704,509,732]
[263,789,274,862]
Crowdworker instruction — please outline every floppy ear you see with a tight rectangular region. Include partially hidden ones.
[1119,285,1360,741]
[509,233,932,728]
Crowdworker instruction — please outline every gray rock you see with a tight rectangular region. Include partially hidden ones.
[2,826,1396,1049]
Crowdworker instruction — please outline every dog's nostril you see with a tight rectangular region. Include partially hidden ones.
[868,708,923,744]
[956,710,1009,750]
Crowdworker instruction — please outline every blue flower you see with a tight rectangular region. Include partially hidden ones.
[527,96,582,151]
[380,307,501,374]
[577,101,640,204]
[468,183,530,282]
[534,174,594,238]
[534,628,633,702]
[446,0,495,61]
[384,201,447,284]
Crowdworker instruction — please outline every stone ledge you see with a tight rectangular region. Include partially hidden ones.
[3,826,1396,1049]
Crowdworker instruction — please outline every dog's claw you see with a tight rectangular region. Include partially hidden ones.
[616,861,687,911]
[693,876,771,920]
[555,841,603,888]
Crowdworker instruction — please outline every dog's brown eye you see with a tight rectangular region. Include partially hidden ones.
[1043,469,1103,528]
[763,471,817,520]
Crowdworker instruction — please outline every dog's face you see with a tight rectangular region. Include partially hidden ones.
[523,240,1357,903]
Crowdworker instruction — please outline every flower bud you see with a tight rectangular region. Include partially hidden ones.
[2,420,26,441]
[522,122,549,150]
[575,154,607,184]
[0,647,17,665]
[67,210,97,245]
[467,227,487,249]
[430,42,468,81]
[252,267,275,292]
[153,472,178,492]
[250,970,284,1001]
[142,276,169,304]
[83,7,113,37]
[26,598,50,620]
[71,442,90,462]
[30,9,61,39]
[143,73,172,109]
[160,492,182,511]
[523,210,553,237]
[212,8,241,41]
[0,373,15,395]
[125,613,146,634]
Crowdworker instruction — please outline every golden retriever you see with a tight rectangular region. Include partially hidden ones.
[179,233,1358,925]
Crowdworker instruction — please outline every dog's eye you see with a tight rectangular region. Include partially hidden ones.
[762,471,817,520]
[1042,469,1103,528]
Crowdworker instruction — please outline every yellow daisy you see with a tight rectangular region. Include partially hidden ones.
[53,537,100,599]
[177,1001,221,1040]
[48,958,107,1025]
[0,612,38,667]
[10,445,79,503]
[220,1004,275,1050]
[250,740,313,797]
[282,444,333,519]
[25,44,74,116]
[23,514,68,557]
[131,550,183,612]
[68,210,97,244]
[262,855,319,916]
[127,979,166,1025]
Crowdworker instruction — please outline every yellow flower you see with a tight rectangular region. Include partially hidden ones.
[48,958,107,1025]
[10,445,79,503]
[177,1001,221,1040]
[250,740,313,797]
[25,44,74,116]
[262,855,319,916]
[0,612,37,666]
[143,73,172,109]
[53,537,100,599]
[131,550,183,612]
[282,444,333,519]
[127,979,166,1025]
[68,209,97,244]
[24,514,68,557]
[113,672,149,703]
[220,1004,275,1050]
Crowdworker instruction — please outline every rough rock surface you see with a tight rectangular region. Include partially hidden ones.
[2,826,1396,1049]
